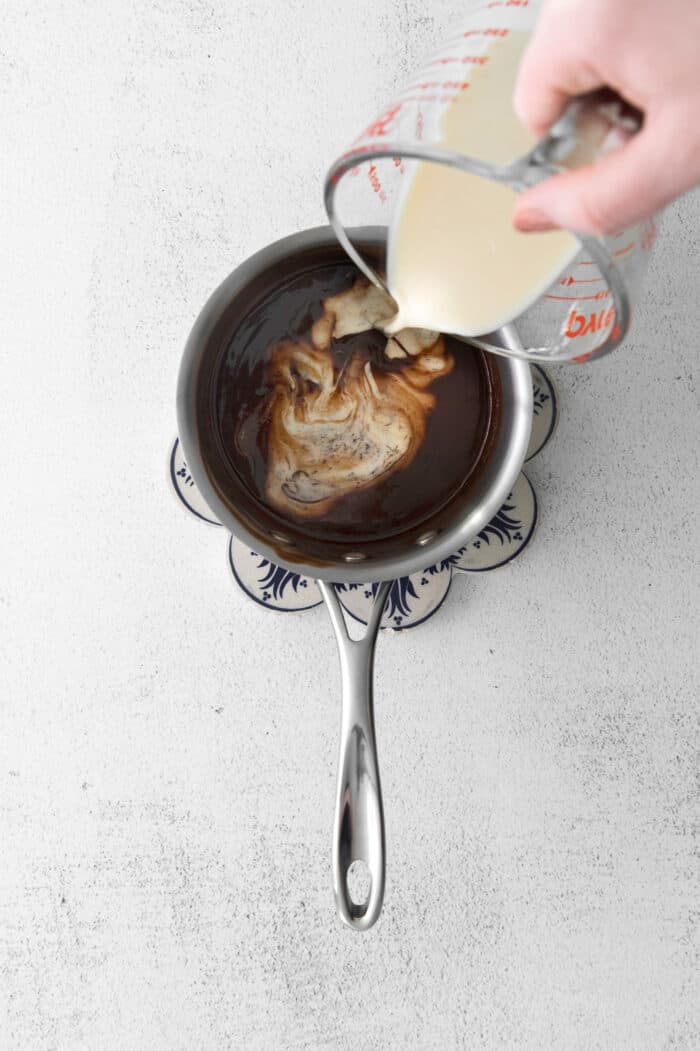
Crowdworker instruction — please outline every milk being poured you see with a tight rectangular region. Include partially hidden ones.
[385,31,580,338]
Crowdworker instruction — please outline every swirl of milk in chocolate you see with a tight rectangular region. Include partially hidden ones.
[254,280,454,518]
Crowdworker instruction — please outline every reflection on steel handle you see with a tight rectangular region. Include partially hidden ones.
[319,580,392,932]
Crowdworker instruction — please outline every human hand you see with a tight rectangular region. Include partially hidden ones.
[513,0,700,235]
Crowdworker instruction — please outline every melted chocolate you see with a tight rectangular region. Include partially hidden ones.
[195,243,501,566]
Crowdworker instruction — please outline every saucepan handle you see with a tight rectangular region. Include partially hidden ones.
[319,580,392,932]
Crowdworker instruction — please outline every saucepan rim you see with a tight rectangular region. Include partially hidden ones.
[176,224,533,583]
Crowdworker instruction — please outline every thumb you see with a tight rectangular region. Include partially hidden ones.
[513,121,677,235]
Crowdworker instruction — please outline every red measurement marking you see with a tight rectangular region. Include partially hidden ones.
[547,290,610,301]
[368,163,387,203]
[355,103,402,144]
[560,275,605,286]
[573,323,622,362]
[404,81,470,92]
[393,156,405,175]
[564,306,616,339]
[428,55,489,66]
[339,144,379,159]
[487,0,529,7]
[415,109,424,142]
[578,240,636,265]
[464,28,509,37]
[330,143,389,184]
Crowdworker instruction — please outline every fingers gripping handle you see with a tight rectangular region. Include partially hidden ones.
[320,581,391,931]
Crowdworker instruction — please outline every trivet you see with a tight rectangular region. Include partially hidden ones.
[169,364,556,630]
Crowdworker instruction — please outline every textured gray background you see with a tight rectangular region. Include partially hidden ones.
[1,2,699,1049]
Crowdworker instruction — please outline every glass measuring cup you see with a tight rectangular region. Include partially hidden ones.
[323,0,657,364]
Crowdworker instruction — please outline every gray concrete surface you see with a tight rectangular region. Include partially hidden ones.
[1,1,698,1048]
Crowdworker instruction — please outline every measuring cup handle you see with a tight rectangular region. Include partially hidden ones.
[320,581,391,932]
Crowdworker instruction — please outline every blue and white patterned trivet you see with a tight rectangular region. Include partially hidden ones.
[170,441,221,526]
[170,366,557,630]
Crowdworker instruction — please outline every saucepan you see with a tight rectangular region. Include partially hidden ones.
[177,225,532,930]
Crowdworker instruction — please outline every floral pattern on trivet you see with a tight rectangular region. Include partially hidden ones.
[170,364,556,630]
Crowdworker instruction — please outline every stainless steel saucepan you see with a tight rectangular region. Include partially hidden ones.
[177,226,532,931]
